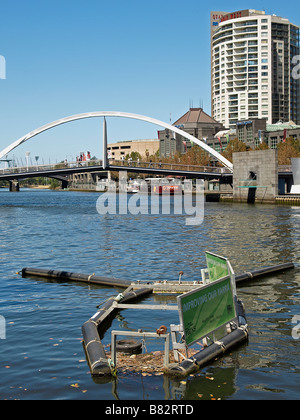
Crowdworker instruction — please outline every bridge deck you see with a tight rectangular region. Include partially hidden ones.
[0,160,291,183]
[0,162,232,181]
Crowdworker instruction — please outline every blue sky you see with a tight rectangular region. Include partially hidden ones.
[0,0,298,163]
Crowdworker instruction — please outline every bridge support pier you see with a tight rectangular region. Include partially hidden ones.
[233,150,278,203]
[61,179,69,189]
[9,180,20,192]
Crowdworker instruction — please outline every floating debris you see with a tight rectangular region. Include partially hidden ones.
[106,349,199,374]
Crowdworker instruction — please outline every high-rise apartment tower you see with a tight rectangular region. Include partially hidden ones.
[211,10,300,128]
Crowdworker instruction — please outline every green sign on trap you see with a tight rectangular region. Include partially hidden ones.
[205,251,229,283]
[178,276,236,346]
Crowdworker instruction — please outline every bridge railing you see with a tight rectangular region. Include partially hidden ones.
[0,160,103,175]
[0,159,292,177]
[1,164,55,175]
[1,159,231,176]
[111,159,231,174]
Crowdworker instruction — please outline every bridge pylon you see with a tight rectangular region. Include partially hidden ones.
[103,117,108,170]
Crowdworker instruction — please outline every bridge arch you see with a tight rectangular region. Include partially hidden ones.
[0,111,233,170]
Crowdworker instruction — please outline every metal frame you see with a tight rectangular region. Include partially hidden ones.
[111,302,178,311]
[110,301,179,369]
[170,324,188,362]
[201,268,209,284]
[111,330,171,368]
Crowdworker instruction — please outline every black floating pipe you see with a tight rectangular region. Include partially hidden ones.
[21,267,132,289]
[167,326,248,377]
[82,320,111,376]
[82,287,153,376]
[235,262,295,284]
[21,262,295,290]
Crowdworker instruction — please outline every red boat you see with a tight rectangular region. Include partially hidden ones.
[146,177,183,195]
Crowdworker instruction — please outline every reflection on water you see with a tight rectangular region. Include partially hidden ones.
[206,204,300,271]
[96,366,239,401]
[0,189,299,400]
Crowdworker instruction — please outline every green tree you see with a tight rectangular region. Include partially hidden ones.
[125,151,142,161]
[49,179,60,189]
[278,137,300,165]
[255,142,269,150]
[222,138,249,163]
[181,146,211,166]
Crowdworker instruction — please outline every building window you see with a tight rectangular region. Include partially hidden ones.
[271,137,278,149]
[246,125,253,141]
[238,127,245,141]
[255,137,261,147]
[215,144,221,152]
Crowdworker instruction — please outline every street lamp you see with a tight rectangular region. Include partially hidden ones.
[25,152,30,172]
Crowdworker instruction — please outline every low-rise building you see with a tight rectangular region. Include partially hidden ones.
[235,118,300,148]
[107,139,159,161]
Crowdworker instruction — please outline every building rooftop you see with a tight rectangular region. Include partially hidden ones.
[266,121,300,132]
[215,128,236,138]
[109,139,159,145]
[174,108,220,126]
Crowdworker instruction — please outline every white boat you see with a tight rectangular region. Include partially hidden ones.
[127,179,143,193]
[96,180,108,192]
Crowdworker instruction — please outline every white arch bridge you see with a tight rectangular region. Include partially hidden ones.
[0,111,233,171]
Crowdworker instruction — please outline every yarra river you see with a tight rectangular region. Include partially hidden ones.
[0,188,299,400]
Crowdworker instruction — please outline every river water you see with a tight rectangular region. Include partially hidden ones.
[0,188,299,400]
